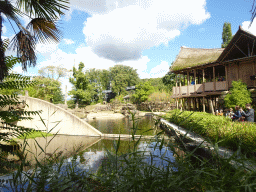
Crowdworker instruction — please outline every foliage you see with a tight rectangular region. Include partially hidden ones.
[140,77,168,92]
[224,80,252,109]
[221,22,233,48]
[69,62,91,105]
[0,0,69,80]
[38,65,68,80]
[147,91,173,103]
[132,81,154,104]
[26,76,64,104]
[109,65,139,96]
[0,74,40,143]
[162,69,176,92]
[164,110,256,156]
[1,111,256,191]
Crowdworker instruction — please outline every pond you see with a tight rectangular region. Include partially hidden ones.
[0,116,180,190]
[87,115,156,135]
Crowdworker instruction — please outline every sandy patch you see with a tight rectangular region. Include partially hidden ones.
[87,111,125,120]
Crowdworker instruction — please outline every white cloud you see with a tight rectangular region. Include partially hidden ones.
[241,20,256,35]
[147,61,170,78]
[2,24,7,34]
[81,0,210,62]
[35,43,59,57]
[63,38,75,44]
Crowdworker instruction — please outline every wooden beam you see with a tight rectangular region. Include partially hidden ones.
[175,75,178,96]
[179,75,181,96]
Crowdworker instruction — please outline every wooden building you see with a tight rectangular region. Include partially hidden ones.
[171,26,256,113]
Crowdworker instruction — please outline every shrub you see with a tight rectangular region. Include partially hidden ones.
[163,110,256,156]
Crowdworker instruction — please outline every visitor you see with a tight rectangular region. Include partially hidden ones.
[215,109,219,116]
[241,104,255,122]
[191,80,195,85]
[226,108,234,118]
[218,109,224,116]
[232,106,241,121]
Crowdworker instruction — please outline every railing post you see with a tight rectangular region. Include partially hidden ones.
[202,69,205,92]
[194,69,197,93]
[213,66,216,91]
[187,71,189,95]
[179,74,181,96]
[175,74,178,96]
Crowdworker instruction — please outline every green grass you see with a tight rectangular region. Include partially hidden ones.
[163,109,256,156]
[18,130,53,139]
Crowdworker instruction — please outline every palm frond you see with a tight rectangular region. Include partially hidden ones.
[16,0,69,21]
[26,18,61,43]
[9,28,36,71]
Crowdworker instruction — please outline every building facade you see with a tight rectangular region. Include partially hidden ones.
[171,27,256,113]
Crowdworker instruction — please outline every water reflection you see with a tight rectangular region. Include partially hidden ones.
[87,116,155,135]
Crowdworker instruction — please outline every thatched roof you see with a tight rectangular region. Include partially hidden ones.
[171,47,224,72]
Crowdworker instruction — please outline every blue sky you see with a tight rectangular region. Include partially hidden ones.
[2,0,256,93]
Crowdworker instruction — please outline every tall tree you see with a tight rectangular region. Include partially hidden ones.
[109,65,139,96]
[162,67,176,92]
[221,22,232,48]
[69,62,91,105]
[0,0,69,80]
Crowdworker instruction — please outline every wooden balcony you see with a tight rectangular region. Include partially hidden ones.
[172,81,227,97]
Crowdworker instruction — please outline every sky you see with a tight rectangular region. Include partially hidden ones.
[3,0,256,94]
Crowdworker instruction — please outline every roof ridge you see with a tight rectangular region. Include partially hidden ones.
[181,47,224,50]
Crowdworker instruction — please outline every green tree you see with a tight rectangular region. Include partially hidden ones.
[0,0,69,80]
[221,22,232,48]
[69,62,92,105]
[162,69,176,92]
[27,76,64,104]
[132,81,154,104]
[224,80,252,109]
[110,65,139,96]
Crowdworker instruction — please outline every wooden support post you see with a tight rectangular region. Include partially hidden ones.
[209,98,214,115]
[213,66,216,91]
[176,98,178,109]
[203,96,205,112]
[202,68,205,92]
[188,98,191,111]
[254,61,256,87]
[193,98,196,111]
[196,98,199,110]
[225,65,228,90]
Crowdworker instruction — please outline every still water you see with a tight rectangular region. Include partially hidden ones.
[87,116,155,135]
[0,116,178,190]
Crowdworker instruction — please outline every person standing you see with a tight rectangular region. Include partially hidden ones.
[232,106,241,121]
[241,104,255,122]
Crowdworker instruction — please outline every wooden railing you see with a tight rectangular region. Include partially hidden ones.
[172,81,227,96]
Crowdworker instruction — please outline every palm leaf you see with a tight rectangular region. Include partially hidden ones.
[16,0,69,21]
[26,18,61,43]
[9,27,36,71]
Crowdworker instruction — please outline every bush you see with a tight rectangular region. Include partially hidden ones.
[147,91,173,103]
[163,110,256,156]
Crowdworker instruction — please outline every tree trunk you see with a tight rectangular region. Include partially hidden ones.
[0,12,8,81]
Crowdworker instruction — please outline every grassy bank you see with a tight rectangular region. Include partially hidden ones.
[163,109,256,156]
[17,130,53,139]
